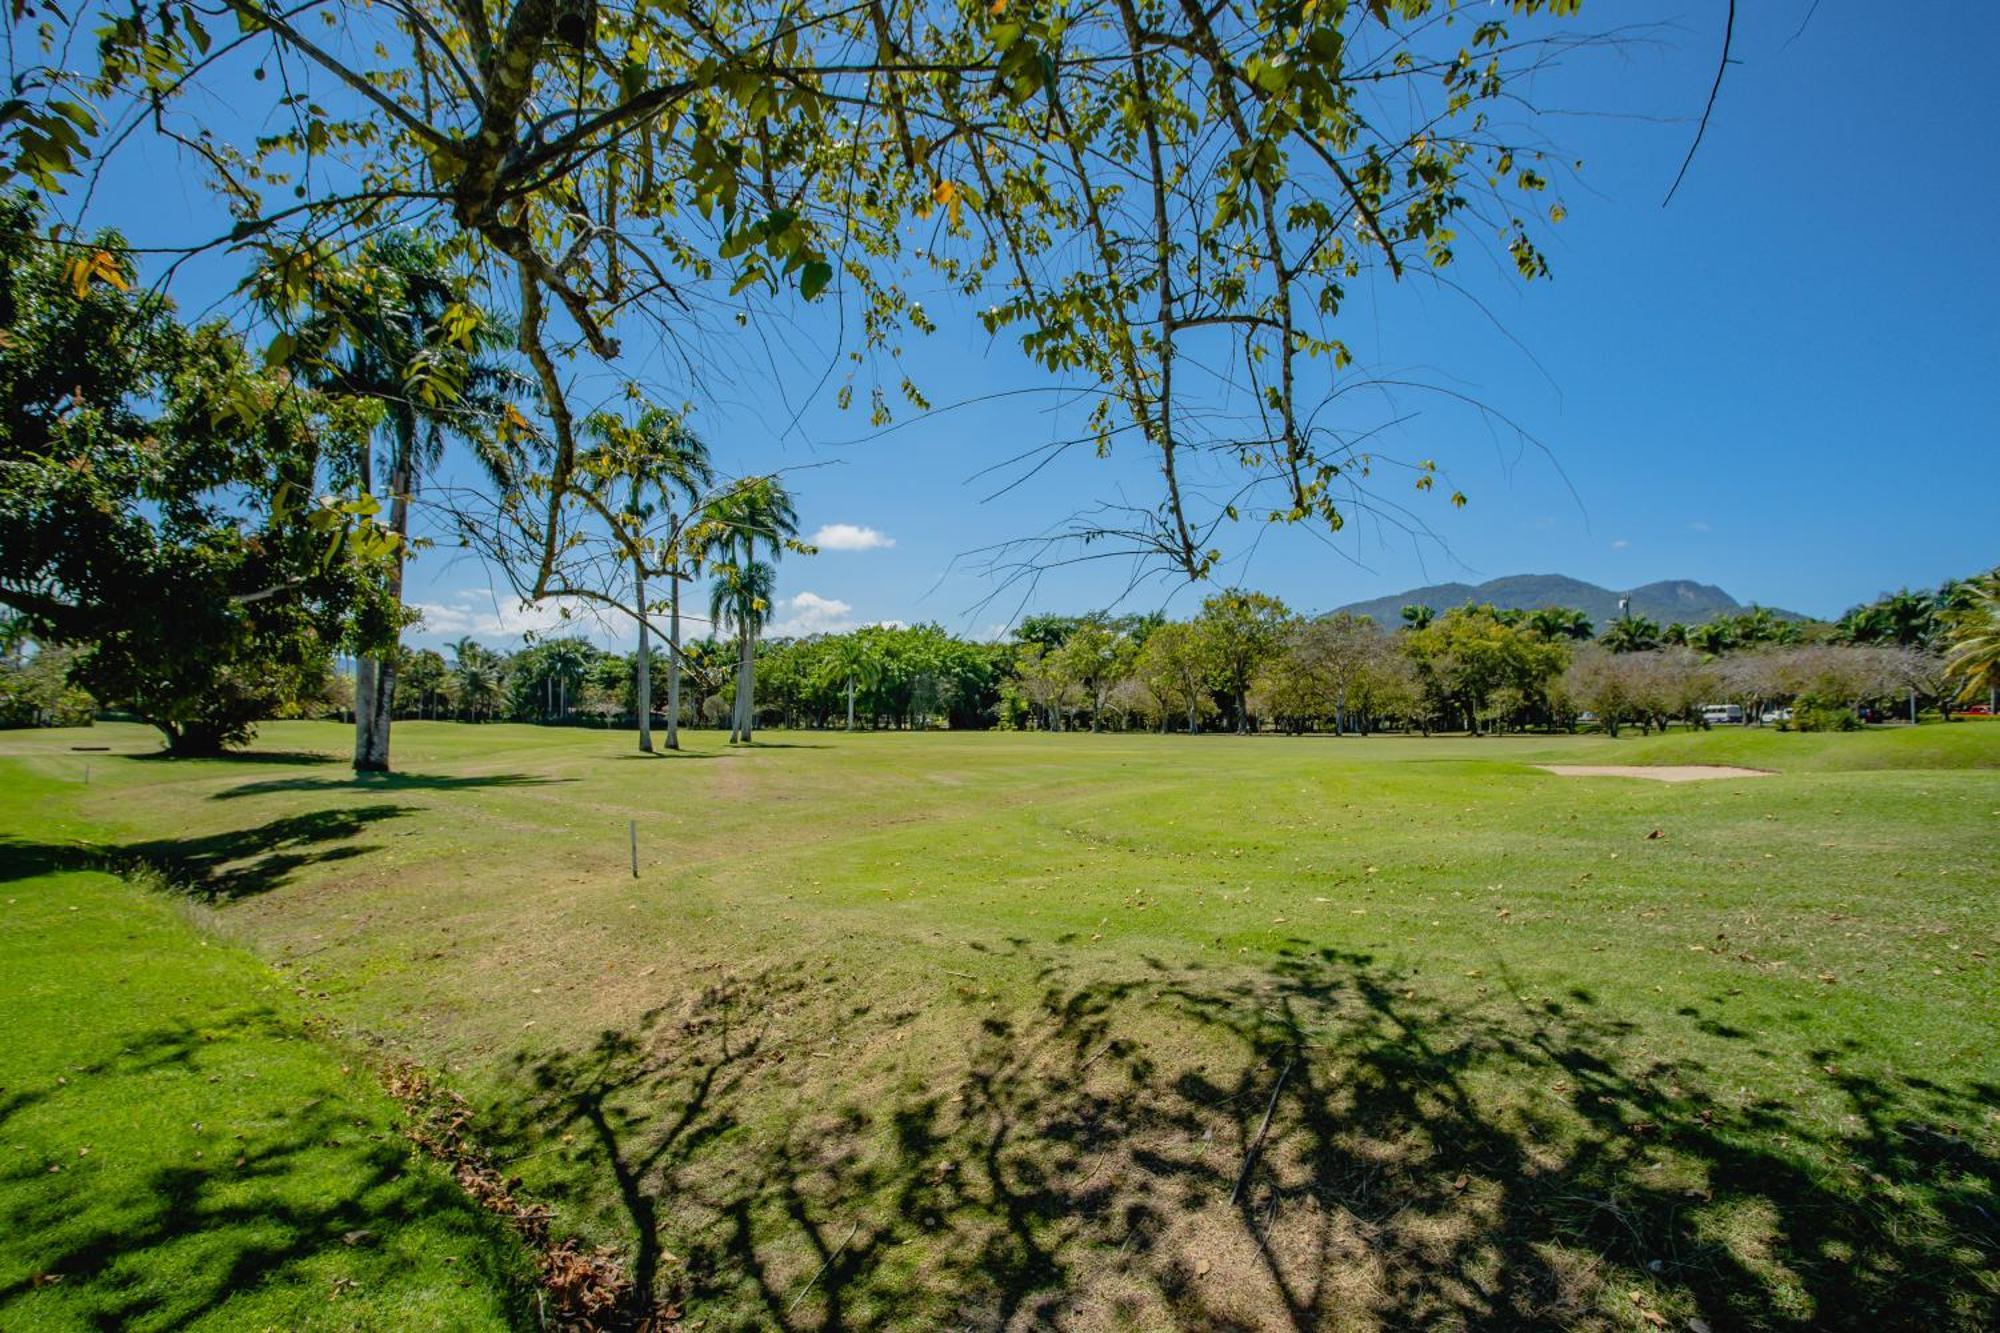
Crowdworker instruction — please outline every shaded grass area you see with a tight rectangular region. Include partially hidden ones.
[0,773,535,1330]
[2,720,1995,1329]
[496,943,1998,1331]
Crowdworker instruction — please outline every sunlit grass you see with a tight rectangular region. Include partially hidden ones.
[2,720,1994,1329]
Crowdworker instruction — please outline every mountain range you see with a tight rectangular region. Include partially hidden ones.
[1333,575,1807,629]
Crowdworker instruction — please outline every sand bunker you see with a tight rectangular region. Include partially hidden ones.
[1539,764,1773,782]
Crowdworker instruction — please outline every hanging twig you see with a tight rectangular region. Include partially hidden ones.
[1663,0,1737,206]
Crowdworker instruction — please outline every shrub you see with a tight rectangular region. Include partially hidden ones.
[1792,699,1861,732]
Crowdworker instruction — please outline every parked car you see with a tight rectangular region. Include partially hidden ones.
[1761,707,1794,725]
[1701,703,1744,726]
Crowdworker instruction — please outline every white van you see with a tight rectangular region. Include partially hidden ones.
[1701,704,1744,726]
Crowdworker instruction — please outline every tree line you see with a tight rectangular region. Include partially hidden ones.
[204,573,2000,740]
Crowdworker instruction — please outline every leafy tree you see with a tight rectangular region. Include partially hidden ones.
[1010,642,1080,732]
[1014,614,1082,652]
[1563,646,1639,737]
[0,197,393,754]
[0,624,93,728]
[1053,616,1138,732]
[1195,590,1292,733]
[13,0,1609,604]
[1400,604,1436,631]
[1404,605,1567,734]
[398,647,451,720]
[1258,613,1388,734]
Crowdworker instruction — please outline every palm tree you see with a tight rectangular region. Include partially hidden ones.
[708,559,777,742]
[259,233,517,772]
[697,477,800,744]
[1400,604,1435,631]
[583,407,714,752]
[831,633,883,731]
[544,640,590,721]
[449,638,506,721]
[1661,622,1689,647]
[1525,606,1593,642]
[1943,570,2000,706]
[1688,621,1735,656]
[1599,615,1661,654]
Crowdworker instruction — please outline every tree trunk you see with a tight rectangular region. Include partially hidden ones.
[354,422,413,774]
[846,676,856,731]
[634,562,654,753]
[666,573,682,749]
[731,628,755,742]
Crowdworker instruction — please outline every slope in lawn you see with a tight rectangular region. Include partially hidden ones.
[0,768,534,1331]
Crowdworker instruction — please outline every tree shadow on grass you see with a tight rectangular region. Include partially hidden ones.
[0,804,415,899]
[211,773,571,800]
[0,1015,531,1328]
[490,947,1998,1331]
[126,748,340,766]
[616,750,722,761]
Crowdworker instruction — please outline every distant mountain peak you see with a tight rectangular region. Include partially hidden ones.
[1333,575,1800,627]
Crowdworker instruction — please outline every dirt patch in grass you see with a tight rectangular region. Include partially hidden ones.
[1539,764,1774,782]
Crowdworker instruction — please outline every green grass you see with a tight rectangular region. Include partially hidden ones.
[0,765,535,1330]
[2,720,1995,1330]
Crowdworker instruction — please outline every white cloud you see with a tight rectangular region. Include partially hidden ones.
[764,591,907,638]
[409,593,620,645]
[1690,520,1712,533]
[767,591,858,637]
[811,522,895,552]
[1609,538,1631,550]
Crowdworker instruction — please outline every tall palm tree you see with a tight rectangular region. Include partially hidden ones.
[709,559,776,742]
[544,640,590,721]
[698,476,799,743]
[831,633,884,731]
[259,233,517,772]
[582,407,714,752]
[1400,604,1435,631]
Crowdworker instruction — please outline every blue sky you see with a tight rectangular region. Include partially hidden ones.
[75,2,2000,648]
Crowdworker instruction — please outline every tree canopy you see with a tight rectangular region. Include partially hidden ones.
[7,0,1605,597]
[0,194,394,751]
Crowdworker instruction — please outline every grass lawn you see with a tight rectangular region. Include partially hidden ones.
[1,720,1994,1330]
[0,764,536,1330]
